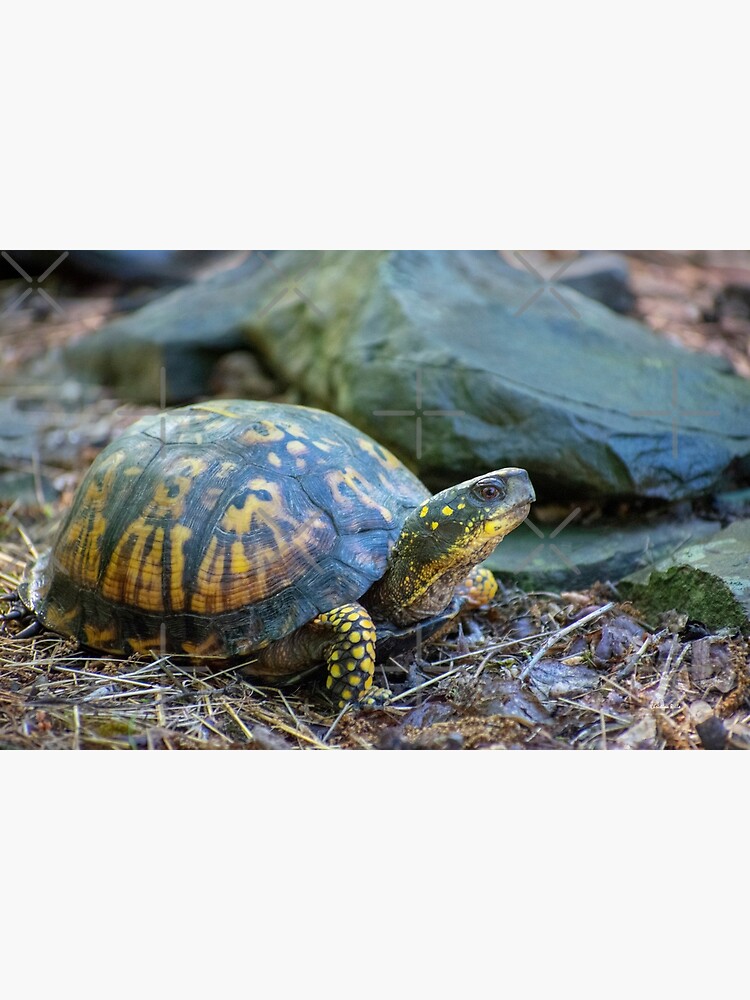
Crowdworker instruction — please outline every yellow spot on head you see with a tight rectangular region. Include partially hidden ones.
[349,631,361,644]
[457,502,466,510]
[286,440,307,456]
[442,505,454,516]
[350,645,365,659]
[420,506,429,518]
[431,521,439,530]
[330,664,342,678]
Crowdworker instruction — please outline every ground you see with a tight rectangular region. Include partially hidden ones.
[1,251,749,749]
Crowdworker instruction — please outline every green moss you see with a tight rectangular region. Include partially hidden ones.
[621,565,749,632]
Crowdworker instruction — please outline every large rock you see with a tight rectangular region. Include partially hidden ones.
[65,250,750,502]
[64,258,265,402]
[619,520,750,632]
[485,516,723,590]
[558,251,635,315]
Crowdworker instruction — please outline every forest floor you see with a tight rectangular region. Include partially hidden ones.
[1,251,749,750]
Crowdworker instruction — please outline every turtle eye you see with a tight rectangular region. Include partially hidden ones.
[473,480,506,503]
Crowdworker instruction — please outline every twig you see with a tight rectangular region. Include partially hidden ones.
[322,703,351,743]
[615,636,652,680]
[187,711,232,743]
[279,690,301,729]
[223,701,255,743]
[388,661,474,703]
[249,706,331,749]
[520,602,614,681]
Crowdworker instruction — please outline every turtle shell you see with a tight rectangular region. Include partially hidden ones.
[21,400,429,661]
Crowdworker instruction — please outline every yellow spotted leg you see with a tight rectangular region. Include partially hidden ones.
[457,566,498,608]
[248,600,390,710]
[313,603,389,708]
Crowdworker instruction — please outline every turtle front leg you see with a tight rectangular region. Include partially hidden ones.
[313,603,388,708]
[249,602,388,709]
[457,566,498,608]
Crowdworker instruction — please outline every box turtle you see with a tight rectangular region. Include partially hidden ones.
[3,400,535,707]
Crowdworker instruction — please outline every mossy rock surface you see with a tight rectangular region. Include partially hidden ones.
[619,519,750,631]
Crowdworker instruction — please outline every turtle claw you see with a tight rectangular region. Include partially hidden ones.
[0,609,26,622]
[13,620,43,639]
[358,685,392,709]
[0,593,34,630]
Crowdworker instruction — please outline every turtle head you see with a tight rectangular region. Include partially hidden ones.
[413,468,535,544]
[372,468,535,625]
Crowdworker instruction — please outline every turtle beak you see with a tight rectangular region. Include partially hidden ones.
[502,468,536,509]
